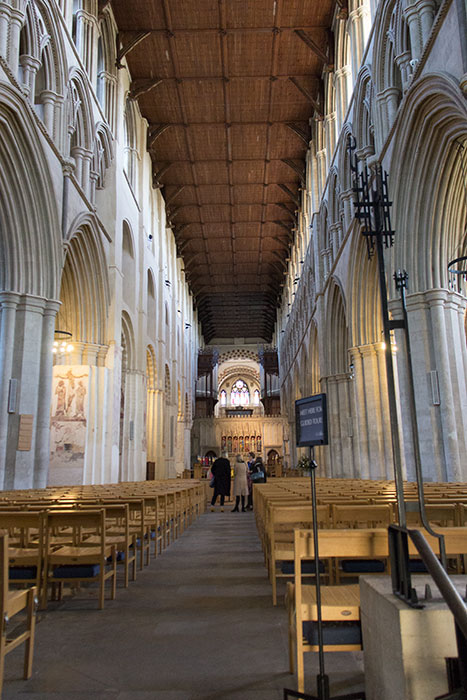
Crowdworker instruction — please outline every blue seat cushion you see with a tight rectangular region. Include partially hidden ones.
[303,621,362,646]
[409,559,428,573]
[281,560,325,575]
[341,559,385,573]
[52,564,100,578]
[9,566,37,580]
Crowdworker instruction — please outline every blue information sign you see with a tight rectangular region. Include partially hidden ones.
[295,393,328,446]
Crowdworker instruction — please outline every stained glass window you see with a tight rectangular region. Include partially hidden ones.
[220,390,227,405]
[254,389,260,405]
[230,379,249,406]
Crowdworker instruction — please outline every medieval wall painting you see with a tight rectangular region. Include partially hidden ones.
[49,366,89,486]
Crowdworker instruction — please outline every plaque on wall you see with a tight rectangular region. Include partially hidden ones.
[17,414,34,451]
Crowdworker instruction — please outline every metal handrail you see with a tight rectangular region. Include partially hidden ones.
[407,528,467,640]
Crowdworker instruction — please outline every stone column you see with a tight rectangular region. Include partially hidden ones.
[417,0,437,44]
[0,3,12,59]
[426,290,467,480]
[0,292,20,488]
[3,295,58,490]
[33,299,60,488]
[391,290,467,483]
[18,54,41,98]
[349,343,395,480]
[7,5,25,77]
[334,66,351,132]
[404,4,423,62]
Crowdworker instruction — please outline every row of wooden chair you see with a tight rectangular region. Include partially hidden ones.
[0,479,205,696]
[0,480,205,609]
[253,482,467,604]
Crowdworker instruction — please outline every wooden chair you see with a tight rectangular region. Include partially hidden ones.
[0,532,37,694]
[0,512,44,602]
[266,504,330,605]
[287,528,389,694]
[42,510,117,610]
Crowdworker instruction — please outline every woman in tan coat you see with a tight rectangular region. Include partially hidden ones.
[231,454,248,512]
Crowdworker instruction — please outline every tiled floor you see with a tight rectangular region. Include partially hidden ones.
[3,507,364,699]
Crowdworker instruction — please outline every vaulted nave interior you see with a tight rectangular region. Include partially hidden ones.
[0,0,466,697]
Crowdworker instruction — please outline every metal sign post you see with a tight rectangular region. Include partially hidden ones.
[284,394,365,700]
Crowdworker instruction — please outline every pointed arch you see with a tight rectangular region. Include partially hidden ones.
[326,279,350,375]
[0,85,61,299]
[348,229,381,347]
[389,74,467,293]
[59,217,110,346]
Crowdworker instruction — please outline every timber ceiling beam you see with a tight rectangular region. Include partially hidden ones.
[115,26,329,37]
[288,77,324,118]
[281,158,305,182]
[277,184,300,207]
[294,28,330,66]
[116,31,151,69]
[147,124,171,150]
[285,122,310,145]
[128,78,163,101]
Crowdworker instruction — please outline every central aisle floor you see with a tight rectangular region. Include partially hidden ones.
[4,508,364,699]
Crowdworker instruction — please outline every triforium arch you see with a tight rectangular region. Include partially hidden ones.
[60,216,110,351]
[18,0,67,144]
[0,85,61,490]
[387,73,467,482]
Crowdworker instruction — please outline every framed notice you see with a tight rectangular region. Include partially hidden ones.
[295,393,328,447]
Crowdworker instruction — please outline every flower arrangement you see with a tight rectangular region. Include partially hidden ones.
[296,454,312,472]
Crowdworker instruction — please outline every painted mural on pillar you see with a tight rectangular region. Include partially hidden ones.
[49,366,89,486]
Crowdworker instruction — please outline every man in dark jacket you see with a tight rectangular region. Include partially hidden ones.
[210,452,231,511]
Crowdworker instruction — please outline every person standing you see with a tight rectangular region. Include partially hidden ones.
[231,454,248,512]
[210,451,231,511]
[246,452,255,510]
[247,455,266,510]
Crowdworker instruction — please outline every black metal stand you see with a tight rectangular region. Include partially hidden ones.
[284,449,366,700]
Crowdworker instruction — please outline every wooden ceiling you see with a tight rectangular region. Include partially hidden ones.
[110,0,336,343]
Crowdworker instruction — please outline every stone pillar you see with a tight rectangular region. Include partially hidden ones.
[18,54,41,98]
[404,4,423,62]
[1,294,60,490]
[426,291,466,480]
[348,6,365,83]
[325,374,354,477]
[349,343,395,480]
[34,299,61,488]
[0,3,12,59]
[334,66,351,132]
[0,292,20,487]
[7,5,25,77]
[417,0,437,44]
[390,290,467,482]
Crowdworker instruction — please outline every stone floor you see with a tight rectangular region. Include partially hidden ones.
[3,506,365,699]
